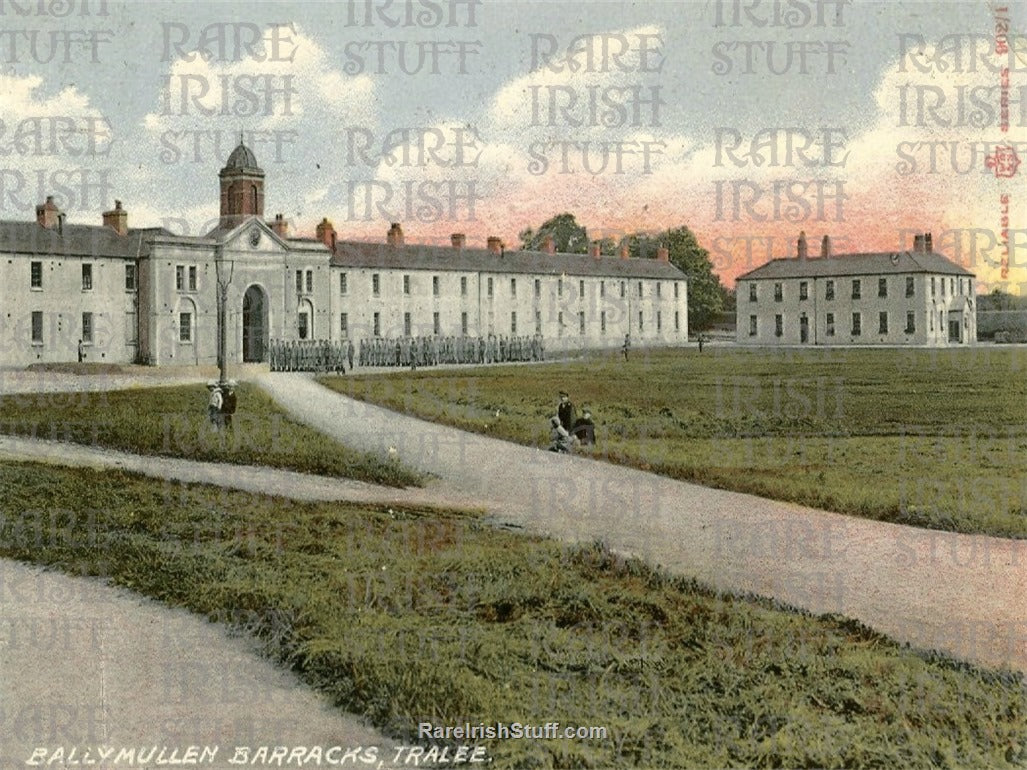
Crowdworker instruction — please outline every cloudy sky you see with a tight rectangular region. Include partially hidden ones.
[1,0,1023,290]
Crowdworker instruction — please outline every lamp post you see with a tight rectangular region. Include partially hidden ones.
[214,240,234,386]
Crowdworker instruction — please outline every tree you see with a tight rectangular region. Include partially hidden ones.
[627,226,726,331]
[519,213,591,254]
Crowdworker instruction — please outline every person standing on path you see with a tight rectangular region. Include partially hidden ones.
[622,333,631,362]
[558,391,576,433]
[347,339,355,371]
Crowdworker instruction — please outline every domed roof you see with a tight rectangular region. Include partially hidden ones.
[222,141,261,172]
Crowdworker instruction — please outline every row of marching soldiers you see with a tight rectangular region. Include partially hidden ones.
[269,339,354,373]
[360,334,546,368]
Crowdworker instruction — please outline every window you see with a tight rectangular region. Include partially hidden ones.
[931,277,936,298]
[851,312,861,336]
[177,265,186,291]
[601,311,607,333]
[775,314,783,337]
[340,273,348,294]
[340,313,349,337]
[81,312,93,343]
[461,276,468,296]
[298,312,309,340]
[799,281,808,301]
[905,276,914,297]
[657,283,662,298]
[674,311,680,331]
[941,277,946,298]
[534,278,541,298]
[749,315,758,336]
[433,312,440,335]
[403,312,411,336]
[82,264,93,291]
[657,311,662,331]
[372,274,380,297]
[878,277,887,298]
[179,312,192,342]
[579,311,585,335]
[637,281,643,297]
[511,278,517,297]
[125,264,136,291]
[306,270,313,293]
[620,282,625,299]
[930,311,934,331]
[403,274,411,295]
[251,184,258,213]
[31,261,42,289]
[579,280,585,298]
[558,278,563,297]
[905,311,915,334]
[31,311,43,344]
[189,265,198,291]
[774,283,782,302]
[295,269,303,293]
[950,277,954,295]
[674,282,680,299]
[433,276,440,297]
[826,312,835,337]
[638,311,643,332]
[461,312,469,336]
[535,310,542,334]
[825,280,834,300]
[851,279,861,299]
[749,283,757,302]
[600,281,606,298]
[487,277,493,297]
[879,311,888,334]
[373,312,381,336]
[511,311,517,333]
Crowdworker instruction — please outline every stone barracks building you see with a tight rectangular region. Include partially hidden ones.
[736,232,976,347]
[0,142,688,368]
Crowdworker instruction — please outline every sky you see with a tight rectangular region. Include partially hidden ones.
[0,0,1024,291]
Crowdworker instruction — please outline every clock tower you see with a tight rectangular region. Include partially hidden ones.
[219,139,265,230]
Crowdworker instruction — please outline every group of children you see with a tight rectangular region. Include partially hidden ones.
[206,381,238,430]
[548,391,595,453]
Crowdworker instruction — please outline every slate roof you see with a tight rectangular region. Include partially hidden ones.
[330,241,688,280]
[736,251,974,281]
[221,142,262,173]
[0,221,172,259]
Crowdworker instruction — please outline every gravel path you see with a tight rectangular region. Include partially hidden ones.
[257,373,1027,675]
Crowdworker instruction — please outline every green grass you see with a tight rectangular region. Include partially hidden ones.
[320,346,1027,537]
[0,383,422,488]
[1,460,1024,768]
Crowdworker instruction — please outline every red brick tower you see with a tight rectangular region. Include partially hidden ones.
[219,139,265,230]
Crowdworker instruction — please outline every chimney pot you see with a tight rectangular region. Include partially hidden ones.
[316,217,337,251]
[820,234,831,259]
[797,230,808,260]
[925,232,933,252]
[387,222,404,247]
[103,199,129,235]
[913,234,924,252]
[37,195,61,229]
[271,213,289,238]
[451,232,465,250]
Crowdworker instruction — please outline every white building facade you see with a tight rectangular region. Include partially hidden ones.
[736,233,976,347]
[0,144,688,368]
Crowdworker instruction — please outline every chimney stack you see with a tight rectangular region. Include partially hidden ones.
[656,246,670,262]
[272,213,289,238]
[487,236,503,254]
[589,241,601,258]
[387,222,404,247]
[619,242,630,259]
[821,234,831,259]
[451,233,465,250]
[316,217,337,251]
[102,199,128,236]
[36,195,60,229]
[797,230,808,260]
[542,234,555,254]
[913,234,924,252]
[925,232,933,252]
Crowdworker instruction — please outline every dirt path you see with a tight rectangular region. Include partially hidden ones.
[257,373,1027,675]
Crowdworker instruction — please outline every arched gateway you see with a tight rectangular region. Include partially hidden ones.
[242,285,268,362]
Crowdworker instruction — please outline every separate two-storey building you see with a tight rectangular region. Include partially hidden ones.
[736,232,976,347]
[0,142,688,368]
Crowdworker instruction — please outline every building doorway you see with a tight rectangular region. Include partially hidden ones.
[800,314,809,343]
[242,284,267,362]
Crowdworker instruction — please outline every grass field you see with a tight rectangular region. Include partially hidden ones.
[0,383,422,488]
[321,346,1027,537]
[2,460,1024,769]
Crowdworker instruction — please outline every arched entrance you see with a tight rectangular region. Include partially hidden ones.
[242,285,268,362]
